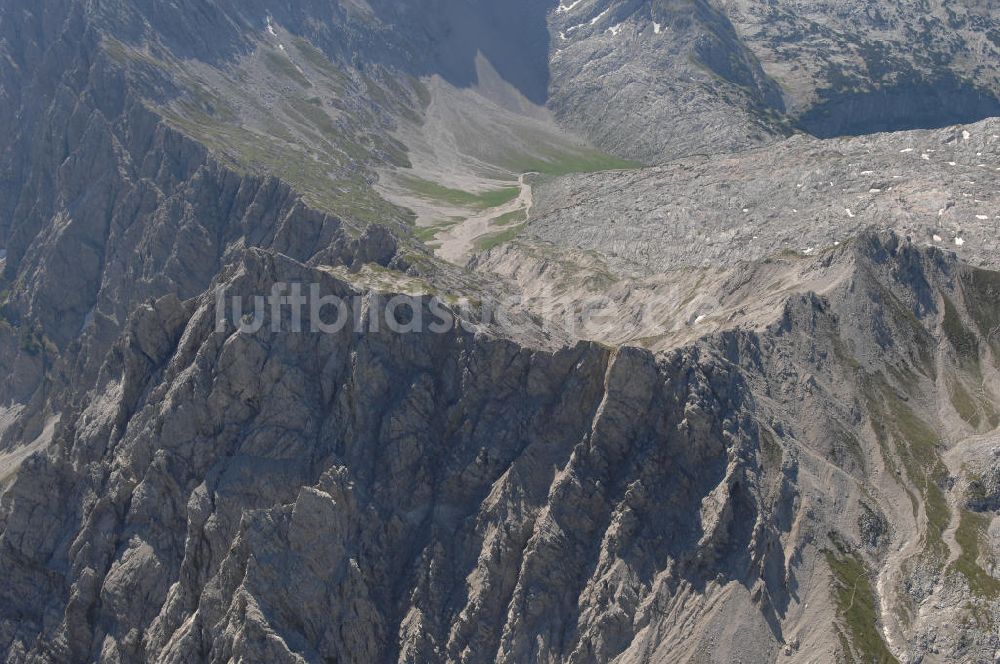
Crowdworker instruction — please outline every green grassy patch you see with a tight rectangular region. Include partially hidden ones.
[401,177,520,209]
[286,97,338,138]
[491,208,528,227]
[263,51,313,88]
[160,105,402,224]
[949,377,982,429]
[102,37,171,70]
[412,218,462,243]
[885,393,950,555]
[113,34,418,228]
[862,372,950,561]
[501,148,640,177]
[952,510,1000,599]
[291,38,348,87]
[825,550,899,664]
[474,224,526,253]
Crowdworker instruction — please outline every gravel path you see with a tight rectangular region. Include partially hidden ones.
[436,173,534,265]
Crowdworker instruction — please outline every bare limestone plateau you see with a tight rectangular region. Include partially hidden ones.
[1,1,1000,663]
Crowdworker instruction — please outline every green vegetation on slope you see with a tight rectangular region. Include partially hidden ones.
[474,224,526,253]
[950,377,982,428]
[412,218,462,243]
[862,371,950,562]
[825,550,899,664]
[401,177,520,209]
[885,388,951,558]
[263,51,313,88]
[106,36,421,226]
[491,208,528,227]
[952,510,1000,599]
[162,103,401,224]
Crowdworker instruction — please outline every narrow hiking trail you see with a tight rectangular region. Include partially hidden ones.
[436,173,534,265]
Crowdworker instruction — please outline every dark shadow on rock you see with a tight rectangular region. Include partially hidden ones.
[798,78,1000,139]
[101,0,557,106]
[369,0,557,105]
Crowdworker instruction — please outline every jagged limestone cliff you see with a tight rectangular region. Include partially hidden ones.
[1,2,1000,663]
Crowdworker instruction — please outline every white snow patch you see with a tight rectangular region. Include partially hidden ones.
[976,215,989,220]
[278,43,286,51]
[933,235,943,242]
[845,208,855,218]
[938,208,947,217]
[607,23,623,36]
[955,237,966,247]
[869,188,882,193]
[921,154,930,160]
[694,315,707,325]
[860,170,874,175]
[962,130,971,141]
[557,0,585,12]
[266,16,277,36]
[947,161,956,166]
[590,8,610,25]
[653,22,662,34]
[900,148,914,153]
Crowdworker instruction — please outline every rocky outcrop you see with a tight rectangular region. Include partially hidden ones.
[6,213,1000,664]
[2,2,1000,663]
[0,247,777,663]
[0,0,434,451]
[549,0,1000,161]
[527,118,1000,275]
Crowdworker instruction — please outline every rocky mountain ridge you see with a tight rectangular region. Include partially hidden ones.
[1,1,1000,663]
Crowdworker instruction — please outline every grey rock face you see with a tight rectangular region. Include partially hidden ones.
[1,1,1000,664]
[966,468,1000,513]
[548,0,1000,161]
[0,248,762,662]
[6,217,1000,663]
[67,0,1000,167]
[528,118,1000,275]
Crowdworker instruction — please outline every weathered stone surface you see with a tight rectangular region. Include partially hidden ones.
[2,2,1000,664]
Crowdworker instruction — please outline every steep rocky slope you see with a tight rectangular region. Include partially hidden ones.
[549,0,1000,161]
[6,224,1000,663]
[1,1,1000,663]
